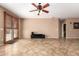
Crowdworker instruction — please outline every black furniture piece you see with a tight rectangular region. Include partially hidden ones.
[31,32,45,38]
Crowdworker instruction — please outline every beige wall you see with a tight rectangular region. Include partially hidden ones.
[22,18,60,39]
[65,18,79,39]
[0,7,4,45]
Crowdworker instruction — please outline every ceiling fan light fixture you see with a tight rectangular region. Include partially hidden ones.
[30,3,49,15]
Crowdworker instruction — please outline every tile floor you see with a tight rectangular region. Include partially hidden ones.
[0,39,79,56]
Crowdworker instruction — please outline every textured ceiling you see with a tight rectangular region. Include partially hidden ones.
[0,3,79,19]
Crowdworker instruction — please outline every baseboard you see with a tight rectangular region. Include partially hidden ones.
[66,38,79,40]
[66,37,79,39]
[20,38,60,39]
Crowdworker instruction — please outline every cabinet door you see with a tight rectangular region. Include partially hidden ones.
[13,17,18,39]
[4,12,14,43]
[6,29,13,41]
[5,14,12,28]
[13,18,18,28]
[14,29,18,38]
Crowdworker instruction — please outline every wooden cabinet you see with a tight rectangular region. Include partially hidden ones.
[4,12,19,44]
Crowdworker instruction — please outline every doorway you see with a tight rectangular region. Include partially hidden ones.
[63,24,66,38]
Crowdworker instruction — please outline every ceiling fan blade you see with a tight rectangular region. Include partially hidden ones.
[43,3,49,8]
[29,9,38,12]
[32,3,38,8]
[42,10,49,13]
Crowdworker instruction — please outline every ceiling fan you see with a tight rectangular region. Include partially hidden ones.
[29,3,49,15]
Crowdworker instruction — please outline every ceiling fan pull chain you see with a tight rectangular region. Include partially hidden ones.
[38,10,41,15]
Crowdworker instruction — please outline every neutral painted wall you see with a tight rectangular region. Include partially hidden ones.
[65,18,79,39]
[0,7,4,45]
[22,18,60,39]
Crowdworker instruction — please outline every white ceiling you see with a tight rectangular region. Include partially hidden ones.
[0,3,79,19]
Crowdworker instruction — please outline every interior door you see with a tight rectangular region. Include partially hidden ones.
[6,29,13,41]
[63,24,66,38]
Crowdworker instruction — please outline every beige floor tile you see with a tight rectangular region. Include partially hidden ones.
[0,39,79,56]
